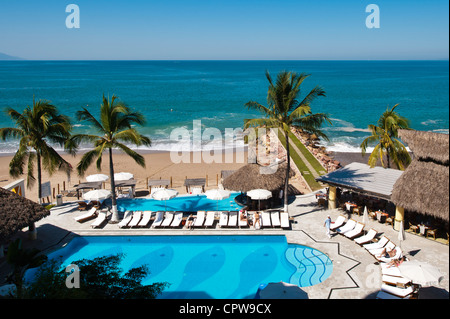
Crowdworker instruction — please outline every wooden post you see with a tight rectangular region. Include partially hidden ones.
[394,206,405,231]
[53,187,55,199]
[216,174,219,186]
[170,176,173,188]
[206,175,208,187]
[57,183,60,194]
[328,186,337,210]
[63,181,66,191]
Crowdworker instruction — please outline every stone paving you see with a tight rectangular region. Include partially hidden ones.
[1,192,448,299]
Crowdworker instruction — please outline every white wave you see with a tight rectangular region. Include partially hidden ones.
[421,119,443,126]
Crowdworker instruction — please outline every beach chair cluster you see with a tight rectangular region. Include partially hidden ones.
[260,211,290,229]
[118,211,184,229]
[74,207,108,229]
[331,214,416,299]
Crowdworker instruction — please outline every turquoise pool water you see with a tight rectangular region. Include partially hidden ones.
[31,235,332,299]
[117,193,243,213]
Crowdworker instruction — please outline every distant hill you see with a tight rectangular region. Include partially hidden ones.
[0,52,23,60]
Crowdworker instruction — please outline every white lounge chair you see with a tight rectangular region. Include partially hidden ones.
[128,211,142,228]
[261,211,271,228]
[270,211,281,228]
[336,219,357,235]
[354,229,377,245]
[330,215,346,231]
[280,212,290,229]
[369,241,395,257]
[152,211,165,228]
[91,211,107,228]
[378,246,403,263]
[193,211,206,228]
[363,236,389,251]
[344,222,365,239]
[381,283,415,298]
[161,212,175,227]
[138,211,153,227]
[74,207,97,223]
[228,211,238,227]
[118,210,133,228]
[204,211,216,228]
[382,275,411,287]
[219,211,228,227]
[238,212,249,228]
[170,212,183,228]
[381,264,403,277]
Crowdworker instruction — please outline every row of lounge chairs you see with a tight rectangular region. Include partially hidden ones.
[332,214,417,299]
[119,211,184,228]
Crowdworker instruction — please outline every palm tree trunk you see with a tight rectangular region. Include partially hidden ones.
[36,152,42,204]
[284,130,290,213]
[109,147,119,222]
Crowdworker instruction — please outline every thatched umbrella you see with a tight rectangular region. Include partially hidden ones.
[391,130,449,222]
[222,161,294,193]
[0,187,50,242]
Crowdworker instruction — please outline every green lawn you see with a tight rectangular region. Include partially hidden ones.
[277,131,323,191]
[287,132,327,176]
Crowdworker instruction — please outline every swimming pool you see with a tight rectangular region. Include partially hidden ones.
[31,235,332,299]
[117,193,243,212]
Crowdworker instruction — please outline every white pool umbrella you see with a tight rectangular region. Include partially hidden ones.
[205,189,231,210]
[86,174,109,182]
[398,260,444,287]
[82,189,111,201]
[114,172,134,181]
[152,188,178,211]
[259,282,308,299]
[247,189,272,210]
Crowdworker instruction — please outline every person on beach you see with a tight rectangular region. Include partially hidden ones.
[240,210,249,226]
[186,214,195,230]
[324,215,332,239]
[254,211,261,229]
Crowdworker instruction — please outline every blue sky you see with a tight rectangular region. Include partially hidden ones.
[0,0,448,60]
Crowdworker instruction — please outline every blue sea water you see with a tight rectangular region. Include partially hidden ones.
[0,60,448,153]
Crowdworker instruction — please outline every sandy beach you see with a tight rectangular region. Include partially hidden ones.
[0,150,252,203]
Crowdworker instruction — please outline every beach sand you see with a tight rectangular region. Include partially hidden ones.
[0,150,253,203]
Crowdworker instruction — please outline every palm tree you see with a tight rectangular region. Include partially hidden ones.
[360,104,411,170]
[67,94,151,222]
[6,238,48,298]
[244,70,330,212]
[0,98,73,203]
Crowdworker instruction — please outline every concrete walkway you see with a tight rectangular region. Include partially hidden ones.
[1,192,448,299]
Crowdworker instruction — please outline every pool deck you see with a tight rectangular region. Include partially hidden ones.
[1,192,448,299]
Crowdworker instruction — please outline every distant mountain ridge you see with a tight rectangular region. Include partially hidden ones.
[0,52,23,60]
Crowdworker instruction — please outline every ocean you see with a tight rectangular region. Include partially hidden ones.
[0,60,448,154]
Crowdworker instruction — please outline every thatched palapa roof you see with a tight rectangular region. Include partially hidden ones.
[0,187,50,241]
[222,160,294,193]
[391,130,449,221]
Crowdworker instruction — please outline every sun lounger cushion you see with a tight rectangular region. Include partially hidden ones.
[205,211,216,227]
[128,211,142,227]
[74,207,97,222]
[270,211,281,227]
[382,275,411,287]
[354,229,377,245]
[118,210,133,228]
[219,211,228,227]
[337,219,356,235]
[228,211,238,227]
[262,212,271,227]
[170,212,183,227]
[363,236,389,250]
[162,212,174,227]
[193,211,206,227]
[91,212,107,228]
[280,212,290,229]
[138,211,153,227]
[152,211,164,228]
[330,215,346,231]
[381,264,403,277]
[369,241,396,256]
[344,222,365,238]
